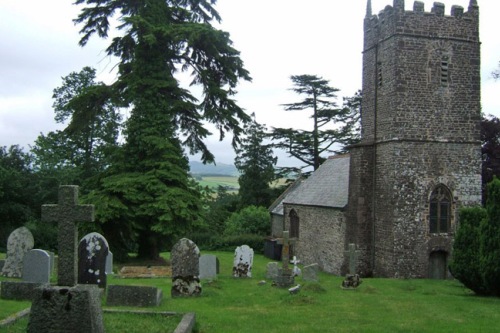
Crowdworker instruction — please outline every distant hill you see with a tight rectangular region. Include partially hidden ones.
[189,161,239,176]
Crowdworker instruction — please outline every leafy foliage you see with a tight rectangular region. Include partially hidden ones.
[452,178,500,296]
[481,114,500,203]
[480,177,500,296]
[224,205,270,236]
[0,146,39,250]
[270,75,360,172]
[449,206,488,295]
[235,115,277,208]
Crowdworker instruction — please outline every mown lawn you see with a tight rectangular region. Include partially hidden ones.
[2,251,500,332]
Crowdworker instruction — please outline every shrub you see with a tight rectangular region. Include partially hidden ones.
[224,206,270,236]
[449,207,488,295]
[480,177,500,296]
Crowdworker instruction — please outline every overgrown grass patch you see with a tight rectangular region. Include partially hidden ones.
[2,251,500,332]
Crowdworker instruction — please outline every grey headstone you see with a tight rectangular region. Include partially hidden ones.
[302,263,320,282]
[22,249,51,283]
[0,259,5,271]
[1,226,34,278]
[199,254,217,280]
[105,251,113,275]
[107,285,162,307]
[171,238,201,297]
[46,251,55,275]
[266,262,279,280]
[233,245,253,278]
[78,232,109,288]
[28,284,104,333]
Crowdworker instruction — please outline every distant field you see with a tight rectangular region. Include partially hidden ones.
[196,176,239,190]
[195,175,290,193]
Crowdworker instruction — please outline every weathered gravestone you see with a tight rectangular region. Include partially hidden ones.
[171,238,202,297]
[78,232,109,288]
[274,231,295,287]
[1,226,34,278]
[302,263,319,282]
[106,251,114,275]
[266,262,279,280]
[199,254,217,280]
[233,245,254,278]
[342,243,362,289]
[22,249,51,284]
[28,185,104,333]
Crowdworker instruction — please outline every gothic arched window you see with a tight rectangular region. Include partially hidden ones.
[429,185,452,233]
[289,209,299,238]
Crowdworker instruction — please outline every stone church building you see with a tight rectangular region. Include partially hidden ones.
[271,0,482,279]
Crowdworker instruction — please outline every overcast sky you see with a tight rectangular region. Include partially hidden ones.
[1,0,499,166]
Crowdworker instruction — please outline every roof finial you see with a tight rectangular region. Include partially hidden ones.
[366,0,372,17]
[469,0,478,12]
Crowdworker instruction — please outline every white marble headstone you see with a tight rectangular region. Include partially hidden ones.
[233,245,254,278]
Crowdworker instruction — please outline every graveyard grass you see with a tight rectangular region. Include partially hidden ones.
[2,252,500,332]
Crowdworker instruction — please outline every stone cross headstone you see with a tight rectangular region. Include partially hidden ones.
[41,185,95,286]
[171,238,202,297]
[274,231,296,287]
[1,226,34,278]
[28,185,104,333]
[345,243,360,275]
[78,232,109,288]
[291,256,301,276]
[199,254,217,280]
[22,249,51,284]
[233,245,254,278]
[302,263,319,282]
[277,231,296,274]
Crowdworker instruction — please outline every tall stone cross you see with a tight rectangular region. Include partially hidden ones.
[42,186,95,286]
[345,243,360,275]
[277,231,296,273]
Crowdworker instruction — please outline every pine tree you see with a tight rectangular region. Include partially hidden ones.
[74,0,251,259]
[234,115,277,208]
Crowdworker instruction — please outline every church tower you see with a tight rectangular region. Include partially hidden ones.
[346,0,482,278]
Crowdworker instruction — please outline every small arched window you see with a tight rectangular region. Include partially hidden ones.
[289,209,299,238]
[429,185,452,233]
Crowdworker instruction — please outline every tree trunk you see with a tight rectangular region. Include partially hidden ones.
[137,231,160,260]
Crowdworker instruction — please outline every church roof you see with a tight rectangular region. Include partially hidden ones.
[283,154,350,209]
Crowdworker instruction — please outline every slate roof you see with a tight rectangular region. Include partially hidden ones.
[282,154,350,209]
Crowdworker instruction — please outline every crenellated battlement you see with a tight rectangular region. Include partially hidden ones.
[366,0,478,20]
[364,1,479,51]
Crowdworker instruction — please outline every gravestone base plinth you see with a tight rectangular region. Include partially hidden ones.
[28,284,104,333]
[171,276,202,297]
[274,269,294,288]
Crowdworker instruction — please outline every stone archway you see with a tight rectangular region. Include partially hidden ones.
[429,251,448,279]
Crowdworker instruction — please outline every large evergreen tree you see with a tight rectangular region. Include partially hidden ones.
[271,75,360,171]
[74,0,251,259]
[234,115,277,208]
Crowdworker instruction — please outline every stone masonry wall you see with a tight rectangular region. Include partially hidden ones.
[352,0,482,278]
[373,141,481,278]
[284,204,346,275]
